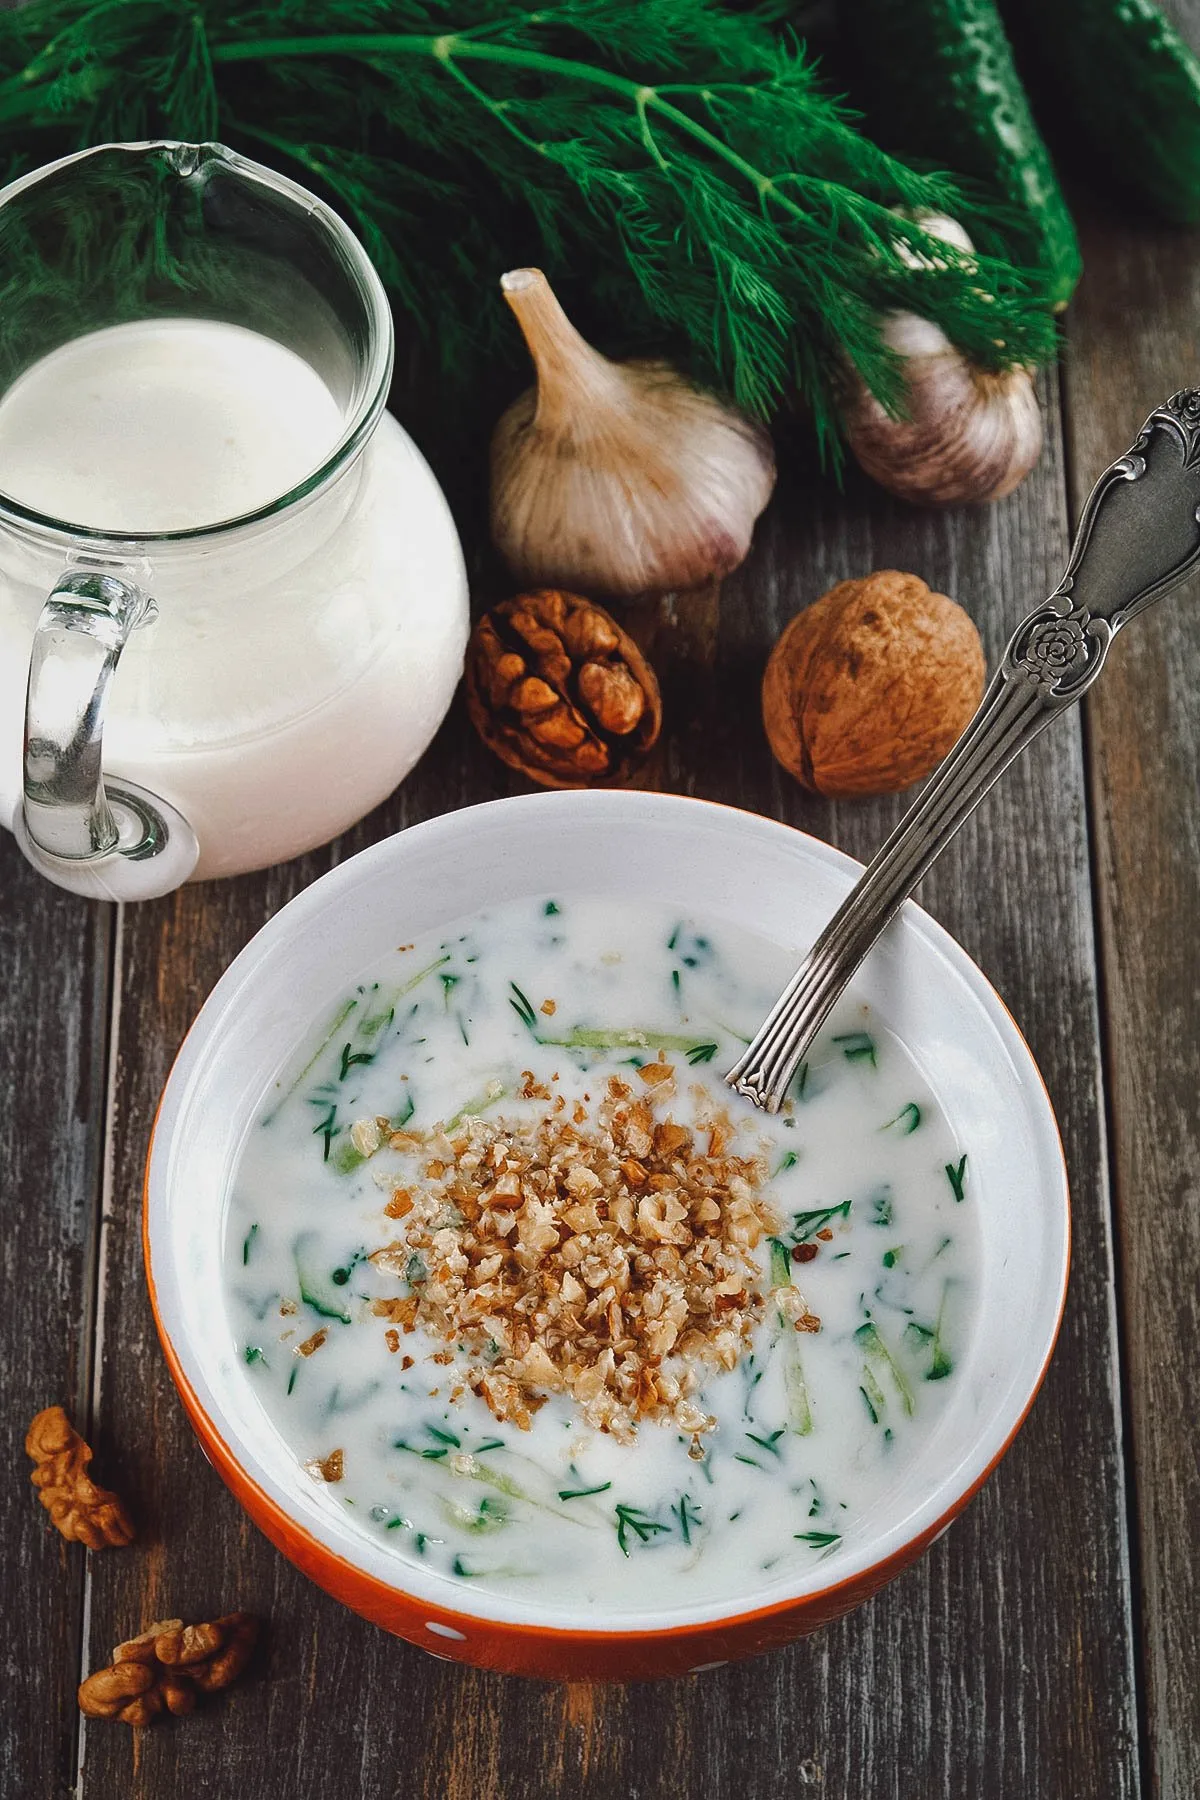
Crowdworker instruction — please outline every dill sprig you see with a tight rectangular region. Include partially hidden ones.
[0,0,1058,459]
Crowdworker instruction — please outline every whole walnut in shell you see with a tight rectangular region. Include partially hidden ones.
[762,571,985,798]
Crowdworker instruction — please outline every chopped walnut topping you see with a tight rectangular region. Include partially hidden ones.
[366,1080,777,1441]
[306,1449,344,1483]
[350,1117,383,1158]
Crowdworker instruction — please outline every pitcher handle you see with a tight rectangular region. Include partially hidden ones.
[13,570,199,900]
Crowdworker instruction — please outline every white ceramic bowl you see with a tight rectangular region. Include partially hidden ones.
[145,791,1069,1679]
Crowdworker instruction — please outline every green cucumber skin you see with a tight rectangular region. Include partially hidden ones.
[1002,0,1200,225]
[839,0,1081,307]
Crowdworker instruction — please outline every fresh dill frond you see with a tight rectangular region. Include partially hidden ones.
[0,0,1058,464]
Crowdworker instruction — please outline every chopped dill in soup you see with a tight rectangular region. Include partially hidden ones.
[224,896,979,1609]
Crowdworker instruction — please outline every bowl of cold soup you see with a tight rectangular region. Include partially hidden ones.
[144,791,1069,1679]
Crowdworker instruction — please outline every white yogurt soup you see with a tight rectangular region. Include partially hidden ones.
[223,895,979,1611]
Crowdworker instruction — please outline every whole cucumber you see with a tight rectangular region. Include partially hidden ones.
[1001,0,1200,224]
[838,0,1081,307]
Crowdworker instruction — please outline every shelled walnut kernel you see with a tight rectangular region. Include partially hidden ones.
[466,589,661,787]
[25,1406,134,1550]
[77,1614,259,1726]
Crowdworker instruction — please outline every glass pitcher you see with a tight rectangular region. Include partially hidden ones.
[0,142,468,900]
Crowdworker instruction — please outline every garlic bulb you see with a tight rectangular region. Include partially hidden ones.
[490,269,775,596]
[843,217,1043,507]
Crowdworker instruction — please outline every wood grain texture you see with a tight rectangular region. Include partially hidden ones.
[74,369,1139,1797]
[0,832,111,1799]
[1062,2,1200,1778]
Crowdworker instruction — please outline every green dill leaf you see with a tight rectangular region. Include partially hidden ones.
[945,1155,969,1202]
[832,1032,877,1067]
[509,981,538,1031]
[792,1199,852,1242]
[311,1103,338,1161]
[773,1150,799,1176]
[614,1501,671,1554]
[544,900,561,916]
[674,1494,702,1546]
[685,1041,719,1065]
[558,1480,613,1500]
[339,1041,375,1080]
[243,1344,266,1366]
[881,1103,921,1134]
[794,1529,842,1549]
[242,1223,259,1264]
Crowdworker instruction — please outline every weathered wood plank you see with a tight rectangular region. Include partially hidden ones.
[1063,26,1200,1782]
[0,833,111,1799]
[79,361,1138,1797]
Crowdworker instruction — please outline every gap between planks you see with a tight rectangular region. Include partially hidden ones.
[1055,341,1149,1798]
[1078,671,1154,1800]
[74,898,126,1798]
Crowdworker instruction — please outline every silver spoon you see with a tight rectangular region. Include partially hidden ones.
[727,387,1200,1113]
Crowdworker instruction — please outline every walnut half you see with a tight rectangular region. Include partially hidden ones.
[78,1614,259,1726]
[466,589,662,787]
[25,1407,134,1551]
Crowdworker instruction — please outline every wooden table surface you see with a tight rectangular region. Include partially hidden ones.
[6,47,1200,1800]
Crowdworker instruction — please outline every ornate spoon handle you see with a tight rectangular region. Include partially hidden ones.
[727,389,1200,1112]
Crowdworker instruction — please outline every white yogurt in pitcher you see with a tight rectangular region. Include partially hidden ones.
[224,895,980,1612]
[0,319,344,530]
[0,319,468,877]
